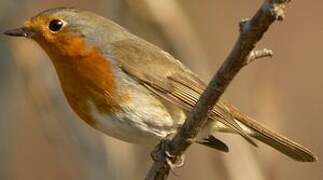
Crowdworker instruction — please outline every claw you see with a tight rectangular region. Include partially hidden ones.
[165,151,185,169]
[151,135,185,171]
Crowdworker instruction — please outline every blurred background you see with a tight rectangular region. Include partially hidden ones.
[0,0,322,179]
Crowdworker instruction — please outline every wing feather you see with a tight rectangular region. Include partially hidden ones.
[108,39,317,161]
[110,39,256,145]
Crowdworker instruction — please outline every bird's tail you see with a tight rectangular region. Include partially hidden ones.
[223,102,317,162]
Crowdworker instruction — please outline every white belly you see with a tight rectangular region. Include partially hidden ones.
[88,96,177,144]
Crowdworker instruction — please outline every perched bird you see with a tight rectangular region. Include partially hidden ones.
[4,7,317,162]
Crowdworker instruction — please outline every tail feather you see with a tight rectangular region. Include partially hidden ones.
[224,102,317,162]
[237,116,317,162]
[198,135,229,152]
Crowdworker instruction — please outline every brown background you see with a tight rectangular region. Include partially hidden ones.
[0,0,321,180]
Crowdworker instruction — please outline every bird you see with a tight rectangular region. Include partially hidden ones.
[3,7,317,162]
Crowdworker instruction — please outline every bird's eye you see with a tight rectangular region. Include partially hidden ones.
[48,19,64,32]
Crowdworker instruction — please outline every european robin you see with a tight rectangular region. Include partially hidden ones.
[4,7,317,162]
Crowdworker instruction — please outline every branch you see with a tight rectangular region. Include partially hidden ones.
[145,0,292,179]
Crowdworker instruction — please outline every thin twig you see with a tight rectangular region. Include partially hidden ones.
[145,0,292,180]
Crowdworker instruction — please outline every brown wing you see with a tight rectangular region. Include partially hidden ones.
[109,39,317,162]
[110,39,256,145]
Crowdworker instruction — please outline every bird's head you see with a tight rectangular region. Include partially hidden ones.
[4,7,131,60]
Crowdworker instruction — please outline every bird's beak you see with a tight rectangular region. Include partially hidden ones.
[3,27,34,38]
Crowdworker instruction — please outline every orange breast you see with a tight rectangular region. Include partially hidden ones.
[41,35,126,126]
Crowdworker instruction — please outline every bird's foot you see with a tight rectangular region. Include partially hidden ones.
[151,136,185,170]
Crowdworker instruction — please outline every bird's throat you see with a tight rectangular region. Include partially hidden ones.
[41,36,120,126]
